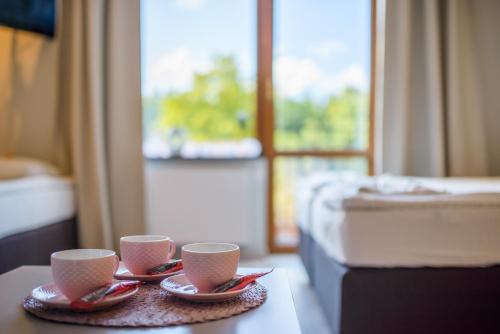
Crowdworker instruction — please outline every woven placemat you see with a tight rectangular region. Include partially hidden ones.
[23,283,267,327]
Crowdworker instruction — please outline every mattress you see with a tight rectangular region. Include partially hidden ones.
[296,171,362,233]
[304,176,500,267]
[0,175,76,239]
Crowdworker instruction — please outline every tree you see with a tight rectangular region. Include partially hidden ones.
[326,87,368,149]
[145,55,368,151]
[157,56,256,142]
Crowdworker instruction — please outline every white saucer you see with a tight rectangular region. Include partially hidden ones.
[160,274,253,303]
[31,282,139,311]
[114,263,182,282]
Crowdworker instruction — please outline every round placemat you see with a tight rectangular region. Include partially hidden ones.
[23,283,267,327]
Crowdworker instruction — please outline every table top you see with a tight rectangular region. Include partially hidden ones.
[0,266,301,334]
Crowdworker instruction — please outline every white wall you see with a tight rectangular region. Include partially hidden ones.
[144,159,268,257]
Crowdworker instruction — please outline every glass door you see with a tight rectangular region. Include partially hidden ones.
[259,0,375,251]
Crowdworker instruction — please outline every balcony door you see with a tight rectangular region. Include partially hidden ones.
[141,0,375,252]
[258,0,375,251]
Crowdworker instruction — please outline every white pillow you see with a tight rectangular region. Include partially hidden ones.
[0,157,60,180]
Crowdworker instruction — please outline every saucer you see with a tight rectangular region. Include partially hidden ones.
[31,282,139,311]
[160,274,254,303]
[114,263,182,282]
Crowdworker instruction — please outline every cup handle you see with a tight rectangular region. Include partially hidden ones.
[113,255,120,274]
[168,240,176,259]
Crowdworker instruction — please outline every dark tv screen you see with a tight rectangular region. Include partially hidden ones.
[0,0,55,37]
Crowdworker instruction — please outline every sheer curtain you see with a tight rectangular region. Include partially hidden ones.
[57,0,144,249]
[379,0,500,177]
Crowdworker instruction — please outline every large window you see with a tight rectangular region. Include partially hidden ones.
[141,0,259,159]
[269,0,373,248]
[141,0,374,250]
[273,0,371,152]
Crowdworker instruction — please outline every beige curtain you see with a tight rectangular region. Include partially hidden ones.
[379,0,500,177]
[58,0,145,249]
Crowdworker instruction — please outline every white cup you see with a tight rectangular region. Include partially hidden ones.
[182,242,240,293]
[51,249,119,301]
[120,235,176,275]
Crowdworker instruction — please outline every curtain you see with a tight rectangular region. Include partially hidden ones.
[57,0,144,249]
[379,0,500,177]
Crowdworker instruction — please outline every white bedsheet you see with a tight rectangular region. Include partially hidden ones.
[296,171,364,233]
[302,176,500,267]
[0,175,76,239]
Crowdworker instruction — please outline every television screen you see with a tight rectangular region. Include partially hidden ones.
[0,0,55,37]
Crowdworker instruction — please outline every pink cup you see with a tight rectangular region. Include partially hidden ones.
[51,249,119,301]
[182,243,240,293]
[120,235,176,275]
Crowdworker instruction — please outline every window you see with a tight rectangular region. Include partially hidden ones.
[141,0,374,250]
[273,0,371,152]
[269,0,373,249]
[141,0,260,159]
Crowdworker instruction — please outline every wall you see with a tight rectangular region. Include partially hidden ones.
[0,24,60,164]
[144,159,268,257]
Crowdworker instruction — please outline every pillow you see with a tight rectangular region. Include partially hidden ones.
[0,157,60,180]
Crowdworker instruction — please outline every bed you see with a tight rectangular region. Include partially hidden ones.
[298,175,500,334]
[0,158,77,274]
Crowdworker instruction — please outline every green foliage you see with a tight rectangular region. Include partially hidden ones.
[274,87,368,151]
[156,56,255,141]
[143,55,368,150]
[327,87,369,149]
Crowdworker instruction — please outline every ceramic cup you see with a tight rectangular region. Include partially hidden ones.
[182,242,240,293]
[120,235,176,275]
[51,249,120,301]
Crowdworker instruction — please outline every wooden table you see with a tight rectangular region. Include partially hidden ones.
[0,266,301,334]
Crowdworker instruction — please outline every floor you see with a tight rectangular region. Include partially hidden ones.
[241,254,330,334]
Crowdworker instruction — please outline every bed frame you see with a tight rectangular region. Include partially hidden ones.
[0,218,78,274]
[300,227,500,334]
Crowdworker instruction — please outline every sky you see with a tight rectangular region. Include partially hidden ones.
[141,0,371,100]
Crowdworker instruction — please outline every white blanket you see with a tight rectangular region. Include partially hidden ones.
[0,175,76,239]
[300,174,500,267]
